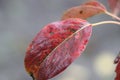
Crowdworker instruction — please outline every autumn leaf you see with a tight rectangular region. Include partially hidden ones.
[61,1,106,20]
[24,18,92,80]
[115,52,120,80]
[62,1,120,21]
[108,0,120,16]
[115,62,120,80]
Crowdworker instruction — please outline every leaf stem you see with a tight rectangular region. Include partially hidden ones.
[105,11,120,21]
[92,21,120,27]
[49,21,120,55]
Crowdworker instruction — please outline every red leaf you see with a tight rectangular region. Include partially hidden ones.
[24,18,92,80]
[115,52,120,80]
[115,62,120,80]
[108,0,120,15]
[61,1,106,20]
[83,1,106,10]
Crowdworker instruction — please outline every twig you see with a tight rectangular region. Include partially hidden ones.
[105,11,120,21]
[92,21,120,26]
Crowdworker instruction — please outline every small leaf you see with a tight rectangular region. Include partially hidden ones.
[108,0,120,15]
[115,52,120,80]
[61,1,106,20]
[24,18,92,80]
[115,62,120,80]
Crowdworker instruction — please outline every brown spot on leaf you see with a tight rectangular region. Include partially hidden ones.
[79,10,83,14]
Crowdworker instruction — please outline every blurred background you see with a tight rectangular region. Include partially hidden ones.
[0,0,120,80]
